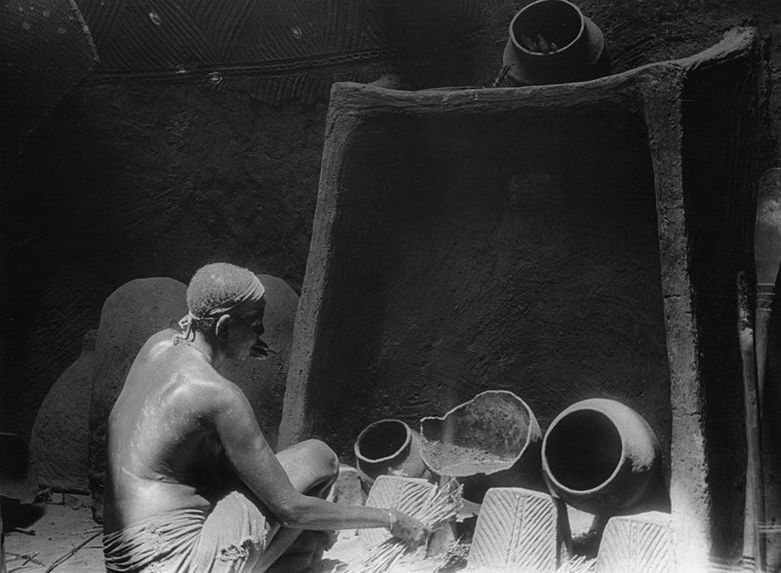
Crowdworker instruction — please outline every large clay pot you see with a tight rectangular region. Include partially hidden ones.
[420,390,543,502]
[542,399,660,515]
[354,419,427,482]
[501,0,610,86]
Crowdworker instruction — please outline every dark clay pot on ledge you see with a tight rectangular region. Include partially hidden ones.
[502,0,610,86]
[353,419,427,483]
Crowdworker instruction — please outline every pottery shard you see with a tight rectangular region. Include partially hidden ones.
[31,330,97,493]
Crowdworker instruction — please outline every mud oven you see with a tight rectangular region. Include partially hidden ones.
[278,30,772,571]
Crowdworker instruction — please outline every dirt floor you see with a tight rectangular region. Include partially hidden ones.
[1,494,444,573]
[3,495,103,573]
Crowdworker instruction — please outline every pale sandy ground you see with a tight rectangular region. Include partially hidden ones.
[4,494,104,573]
[3,494,440,573]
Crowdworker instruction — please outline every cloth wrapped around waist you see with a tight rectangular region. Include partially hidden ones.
[103,491,269,573]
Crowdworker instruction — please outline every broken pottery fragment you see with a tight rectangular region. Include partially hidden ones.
[420,390,543,502]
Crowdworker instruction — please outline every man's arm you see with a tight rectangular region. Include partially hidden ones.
[206,379,426,539]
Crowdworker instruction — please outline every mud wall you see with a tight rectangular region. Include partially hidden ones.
[0,0,497,443]
[1,0,780,478]
[2,88,326,440]
[289,106,671,456]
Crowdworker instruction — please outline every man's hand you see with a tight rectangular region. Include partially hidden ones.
[388,510,429,549]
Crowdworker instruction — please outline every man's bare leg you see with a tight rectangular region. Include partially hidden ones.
[252,439,339,573]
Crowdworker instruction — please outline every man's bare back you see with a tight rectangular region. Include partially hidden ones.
[104,329,238,533]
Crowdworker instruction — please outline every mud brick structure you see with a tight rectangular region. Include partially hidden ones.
[279,29,772,569]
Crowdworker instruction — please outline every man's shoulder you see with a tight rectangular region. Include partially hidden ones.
[132,329,179,364]
[144,328,180,349]
[165,367,248,415]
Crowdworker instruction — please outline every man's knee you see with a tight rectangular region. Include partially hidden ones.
[276,438,339,494]
[298,439,339,483]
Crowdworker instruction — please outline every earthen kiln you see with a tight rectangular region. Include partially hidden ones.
[279,29,770,569]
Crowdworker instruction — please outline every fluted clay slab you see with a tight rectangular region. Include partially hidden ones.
[468,487,562,572]
[594,511,672,573]
[359,475,434,549]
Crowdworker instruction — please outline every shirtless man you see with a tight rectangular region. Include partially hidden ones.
[103,263,427,572]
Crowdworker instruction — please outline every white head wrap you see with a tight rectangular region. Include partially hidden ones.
[177,272,265,342]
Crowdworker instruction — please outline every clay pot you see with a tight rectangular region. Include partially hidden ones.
[501,0,610,86]
[542,399,660,515]
[354,419,427,482]
[420,391,543,502]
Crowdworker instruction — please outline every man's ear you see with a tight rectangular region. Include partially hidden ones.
[215,315,232,341]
